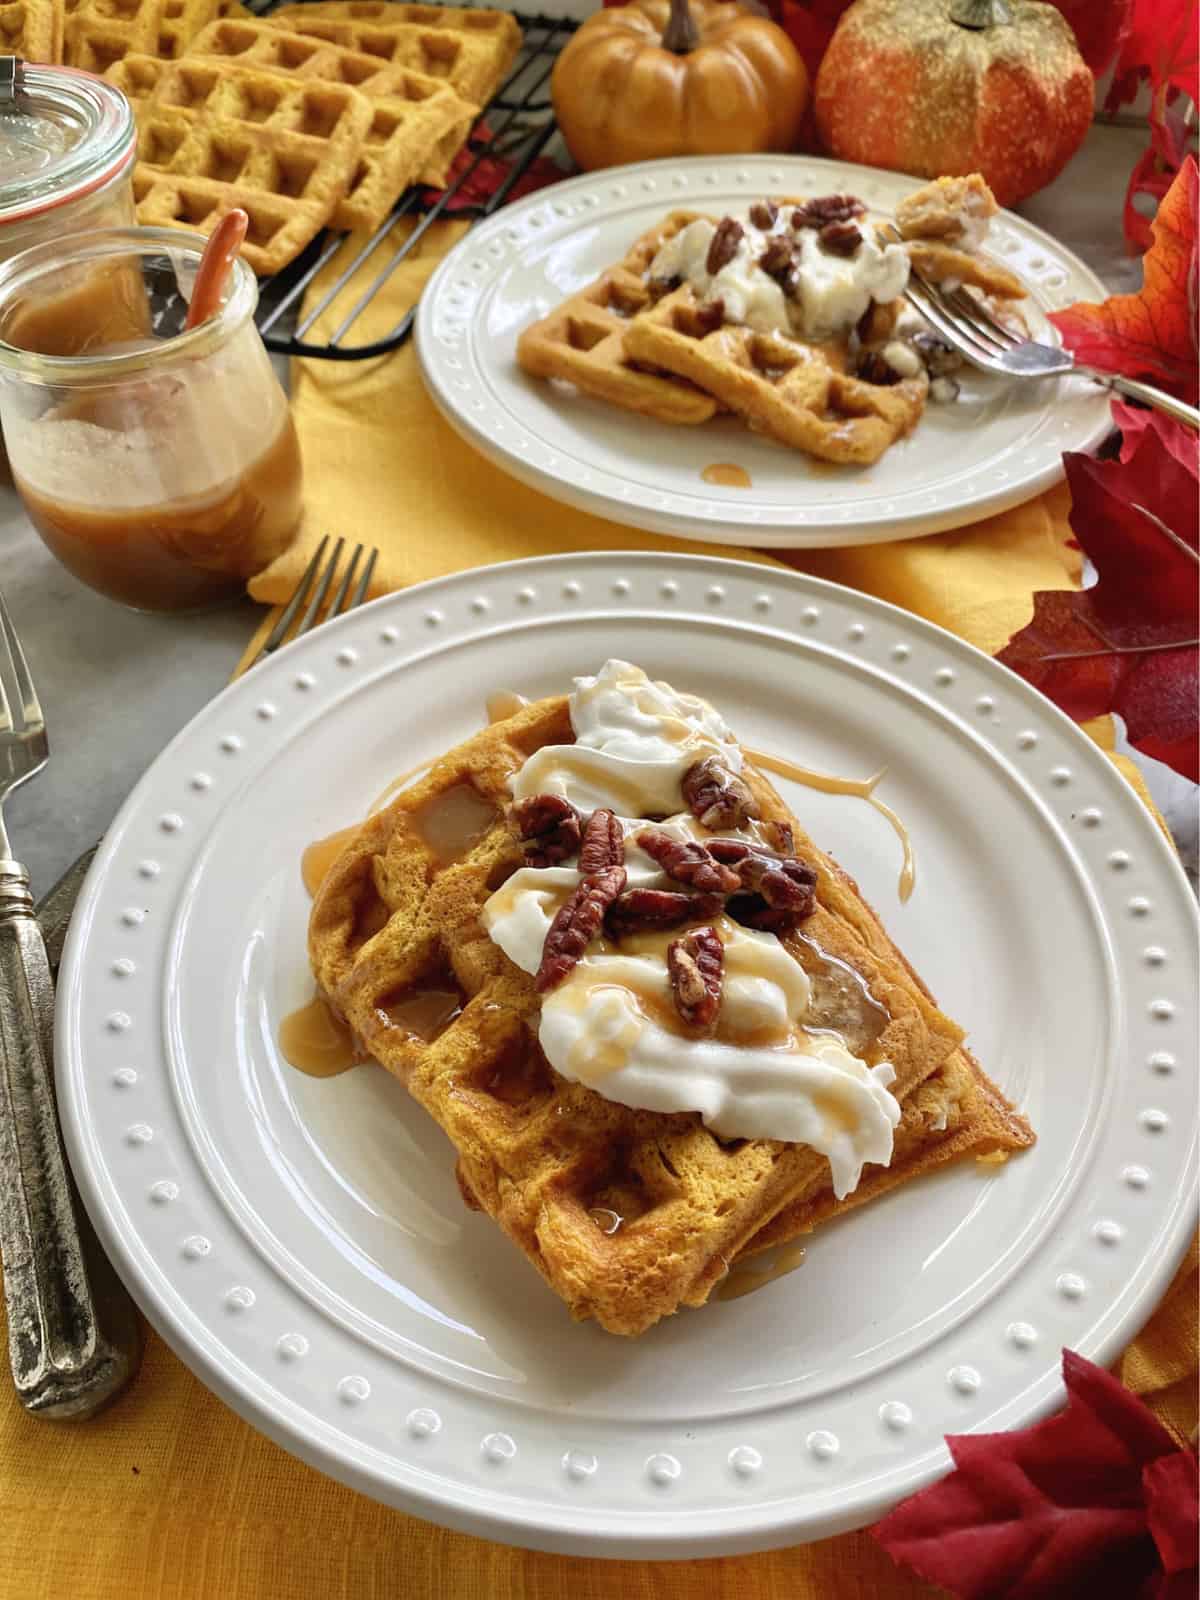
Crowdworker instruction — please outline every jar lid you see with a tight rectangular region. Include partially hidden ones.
[0,61,135,227]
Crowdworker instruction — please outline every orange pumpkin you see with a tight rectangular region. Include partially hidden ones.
[814,0,1094,206]
[552,0,808,172]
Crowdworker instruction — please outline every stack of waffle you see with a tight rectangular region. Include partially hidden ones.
[309,694,1034,1336]
[517,182,1027,466]
[15,0,522,274]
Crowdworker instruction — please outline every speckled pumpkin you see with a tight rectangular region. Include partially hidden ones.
[814,0,1094,206]
[552,0,808,172]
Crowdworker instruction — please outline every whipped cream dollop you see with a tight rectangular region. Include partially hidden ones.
[648,210,910,342]
[483,661,901,1199]
[510,660,740,817]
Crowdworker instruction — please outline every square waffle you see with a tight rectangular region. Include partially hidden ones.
[0,0,61,61]
[65,0,220,69]
[183,17,478,218]
[261,11,518,106]
[622,280,928,466]
[308,694,1033,1336]
[127,55,373,274]
[271,1,522,57]
[516,212,723,426]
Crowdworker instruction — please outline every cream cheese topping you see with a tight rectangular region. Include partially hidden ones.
[648,209,910,342]
[483,660,902,1198]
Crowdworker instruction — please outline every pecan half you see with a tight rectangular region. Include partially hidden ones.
[605,887,723,938]
[708,838,818,924]
[635,829,740,895]
[579,807,624,875]
[792,194,866,230]
[749,199,779,230]
[667,926,723,1031]
[681,756,760,830]
[512,793,582,868]
[536,865,627,991]
[706,216,744,275]
[819,219,862,256]
[758,235,798,291]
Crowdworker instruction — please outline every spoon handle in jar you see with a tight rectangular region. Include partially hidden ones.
[184,208,249,331]
[0,859,142,1418]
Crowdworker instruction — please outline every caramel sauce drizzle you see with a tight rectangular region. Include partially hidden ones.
[300,821,362,898]
[701,463,752,489]
[278,995,360,1078]
[745,747,915,903]
[716,1241,808,1303]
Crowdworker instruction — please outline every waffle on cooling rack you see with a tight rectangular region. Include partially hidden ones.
[60,2,518,268]
[1,0,62,61]
[516,213,723,426]
[262,5,520,106]
[308,694,1033,1336]
[127,57,373,274]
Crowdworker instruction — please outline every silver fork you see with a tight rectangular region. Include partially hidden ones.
[893,235,1200,431]
[0,590,141,1418]
[247,534,379,667]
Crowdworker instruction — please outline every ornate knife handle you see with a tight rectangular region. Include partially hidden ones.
[0,861,141,1418]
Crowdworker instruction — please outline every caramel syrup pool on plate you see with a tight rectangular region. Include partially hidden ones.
[701,463,752,489]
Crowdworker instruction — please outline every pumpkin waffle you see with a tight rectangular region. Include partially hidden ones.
[516,212,723,426]
[65,0,220,69]
[623,283,927,466]
[126,56,373,274]
[183,17,478,211]
[308,695,1033,1336]
[261,10,518,107]
[271,1,522,59]
[0,0,61,61]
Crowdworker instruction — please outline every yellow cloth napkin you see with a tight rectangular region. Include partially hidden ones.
[2,223,1194,1600]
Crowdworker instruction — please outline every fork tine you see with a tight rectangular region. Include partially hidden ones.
[295,536,345,638]
[904,276,1006,369]
[0,622,13,739]
[947,287,1022,348]
[326,543,363,619]
[0,589,40,732]
[349,547,378,610]
[253,534,330,664]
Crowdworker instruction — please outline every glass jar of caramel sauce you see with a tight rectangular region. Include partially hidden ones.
[0,61,137,478]
[0,227,303,611]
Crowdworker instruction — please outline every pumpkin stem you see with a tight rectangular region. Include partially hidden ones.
[661,0,700,53]
[949,0,1013,26]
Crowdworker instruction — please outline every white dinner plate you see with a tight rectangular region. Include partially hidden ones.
[58,554,1197,1557]
[416,155,1112,549]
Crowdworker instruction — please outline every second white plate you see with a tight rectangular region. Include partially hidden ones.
[417,154,1111,548]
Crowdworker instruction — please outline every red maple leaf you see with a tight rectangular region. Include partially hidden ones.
[1049,157,1199,402]
[1102,0,1198,250]
[1052,0,1133,74]
[873,1350,1199,1600]
[995,411,1199,782]
[1105,0,1199,115]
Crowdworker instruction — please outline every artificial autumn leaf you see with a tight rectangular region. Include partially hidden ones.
[1052,0,1133,74]
[426,125,564,213]
[1144,1451,1200,1575]
[995,417,1199,782]
[1050,157,1198,401]
[873,1350,1195,1600]
[771,0,853,79]
[1112,397,1197,471]
[1105,0,1198,115]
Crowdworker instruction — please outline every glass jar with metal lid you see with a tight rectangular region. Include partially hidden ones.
[0,56,137,264]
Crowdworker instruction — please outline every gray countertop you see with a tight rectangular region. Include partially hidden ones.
[2,123,1194,898]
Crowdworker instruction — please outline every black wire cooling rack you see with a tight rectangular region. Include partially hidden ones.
[252,4,577,360]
